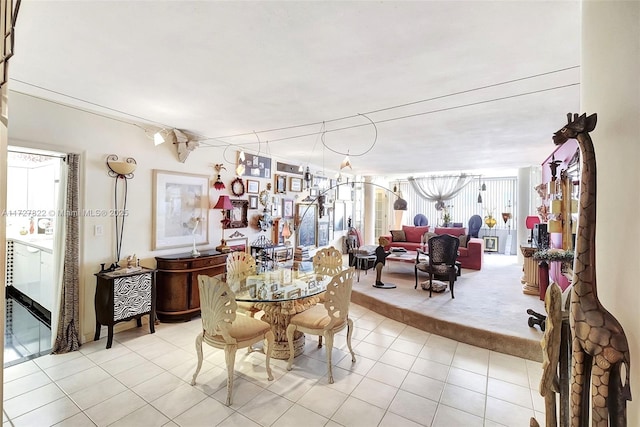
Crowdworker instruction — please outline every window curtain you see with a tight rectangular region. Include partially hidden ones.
[408,175,475,210]
[52,153,80,353]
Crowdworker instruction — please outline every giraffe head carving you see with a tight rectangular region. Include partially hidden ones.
[552,113,597,145]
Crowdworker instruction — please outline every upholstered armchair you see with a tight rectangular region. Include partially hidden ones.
[415,234,460,298]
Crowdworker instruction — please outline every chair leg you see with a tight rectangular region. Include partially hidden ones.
[190,333,204,386]
[318,335,323,348]
[346,318,356,363]
[429,273,433,298]
[414,267,419,289]
[224,344,238,406]
[450,270,455,299]
[325,331,335,384]
[264,330,274,381]
[286,324,296,371]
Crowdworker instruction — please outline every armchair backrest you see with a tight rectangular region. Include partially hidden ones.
[468,215,483,238]
[323,267,355,330]
[226,251,257,277]
[313,246,343,269]
[197,275,237,345]
[429,234,460,266]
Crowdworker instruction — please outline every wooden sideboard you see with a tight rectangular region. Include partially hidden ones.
[155,251,227,322]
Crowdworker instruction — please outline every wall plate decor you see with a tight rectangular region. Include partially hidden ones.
[289,177,303,192]
[275,174,287,193]
[231,177,245,196]
[259,189,270,208]
[246,179,259,194]
[152,170,209,250]
[296,203,317,247]
[225,199,249,228]
[239,152,271,178]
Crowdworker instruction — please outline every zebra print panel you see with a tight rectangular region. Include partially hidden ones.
[113,272,152,321]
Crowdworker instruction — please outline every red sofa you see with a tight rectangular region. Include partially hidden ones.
[381,225,483,270]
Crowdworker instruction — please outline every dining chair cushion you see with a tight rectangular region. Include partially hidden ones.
[289,304,347,330]
[204,315,272,344]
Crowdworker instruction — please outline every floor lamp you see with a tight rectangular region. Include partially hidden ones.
[213,195,233,253]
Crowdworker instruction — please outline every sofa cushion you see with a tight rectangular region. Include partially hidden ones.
[458,234,469,248]
[424,232,438,243]
[403,225,429,243]
[390,230,406,242]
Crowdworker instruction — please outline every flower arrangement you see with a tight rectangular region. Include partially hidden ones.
[533,248,575,262]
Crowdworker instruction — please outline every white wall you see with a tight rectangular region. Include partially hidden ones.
[582,1,640,424]
[7,91,343,343]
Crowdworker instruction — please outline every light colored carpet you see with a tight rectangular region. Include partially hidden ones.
[350,253,546,362]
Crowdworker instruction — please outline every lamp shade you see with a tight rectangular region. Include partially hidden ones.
[525,215,540,230]
[213,195,233,210]
[281,222,291,239]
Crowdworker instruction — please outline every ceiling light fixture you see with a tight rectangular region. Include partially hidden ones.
[153,131,165,146]
[340,152,352,170]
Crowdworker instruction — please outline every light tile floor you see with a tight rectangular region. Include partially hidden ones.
[3,304,546,427]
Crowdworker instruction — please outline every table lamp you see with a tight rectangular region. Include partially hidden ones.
[213,195,234,253]
[525,215,541,245]
[281,221,292,245]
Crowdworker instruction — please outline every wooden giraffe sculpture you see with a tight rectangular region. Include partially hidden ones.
[553,113,631,426]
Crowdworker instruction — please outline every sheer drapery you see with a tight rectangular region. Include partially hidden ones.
[52,153,81,353]
[408,175,475,209]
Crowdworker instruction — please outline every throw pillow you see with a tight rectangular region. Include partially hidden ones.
[458,234,469,248]
[390,230,406,242]
[423,232,438,244]
[403,225,429,243]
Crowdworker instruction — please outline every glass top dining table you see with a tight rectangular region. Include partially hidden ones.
[210,263,351,359]
[218,264,350,304]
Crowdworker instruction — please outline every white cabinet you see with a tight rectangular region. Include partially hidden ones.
[10,240,54,314]
[40,251,54,312]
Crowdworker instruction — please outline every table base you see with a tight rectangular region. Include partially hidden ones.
[373,283,396,289]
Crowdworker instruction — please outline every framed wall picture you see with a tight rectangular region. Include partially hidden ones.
[275,174,287,193]
[282,198,294,219]
[318,219,329,247]
[227,237,249,253]
[152,170,209,250]
[333,201,345,231]
[289,177,302,192]
[239,152,271,178]
[248,195,259,209]
[483,236,499,252]
[225,199,249,228]
[296,203,317,247]
[246,179,260,194]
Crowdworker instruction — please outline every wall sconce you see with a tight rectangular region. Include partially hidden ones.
[213,195,234,253]
[212,163,226,190]
[106,155,137,270]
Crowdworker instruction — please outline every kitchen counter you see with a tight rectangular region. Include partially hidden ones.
[7,235,54,253]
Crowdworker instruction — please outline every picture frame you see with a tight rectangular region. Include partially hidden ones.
[286,288,302,299]
[289,177,302,192]
[246,179,260,194]
[282,198,294,219]
[247,283,257,299]
[248,195,259,209]
[152,170,209,250]
[296,203,317,247]
[333,201,345,231]
[309,187,319,197]
[483,236,499,252]
[317,219,329,247]
[275,174,287,193]
[225,199,249,228]
[239,152,271,178]
[227,236,249,253]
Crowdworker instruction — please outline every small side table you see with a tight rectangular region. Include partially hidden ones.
[94,267,157,348]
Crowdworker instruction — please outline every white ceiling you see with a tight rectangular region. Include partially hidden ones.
[9,0,581,177]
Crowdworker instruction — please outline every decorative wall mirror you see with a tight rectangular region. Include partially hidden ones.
[231,177,245,196]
